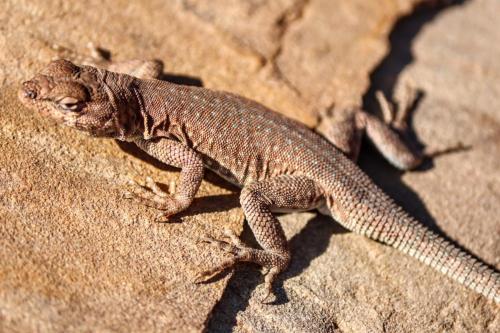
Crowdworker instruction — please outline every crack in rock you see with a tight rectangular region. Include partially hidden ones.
[267,0,312,95]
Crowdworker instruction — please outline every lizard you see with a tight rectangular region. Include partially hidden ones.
[18,59,499,304]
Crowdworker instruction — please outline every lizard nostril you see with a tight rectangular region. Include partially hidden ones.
[21,81,38,99]
[22,83,37,99]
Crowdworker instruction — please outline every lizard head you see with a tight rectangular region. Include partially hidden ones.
[19,59,140,139]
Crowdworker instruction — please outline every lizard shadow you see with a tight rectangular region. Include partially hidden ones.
[158,72,204,88]
[92,46,205,88]
[271,214,348,305]
[177,193,240,218]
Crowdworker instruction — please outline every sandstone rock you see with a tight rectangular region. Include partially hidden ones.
[1,1,498,332]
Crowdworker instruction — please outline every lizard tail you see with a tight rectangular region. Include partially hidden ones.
[354,203,499,303]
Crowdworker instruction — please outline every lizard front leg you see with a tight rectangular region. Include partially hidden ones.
[125,138,204,221]
[196,176,325,302]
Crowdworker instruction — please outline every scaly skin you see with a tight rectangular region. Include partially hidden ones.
[19,59,499,303]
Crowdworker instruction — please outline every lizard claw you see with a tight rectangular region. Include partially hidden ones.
[127,179,141,186]
[193,275,205,284]
[260,267,280,304]
[260,289,272,304]
[122,190,134,199]
[423,141,470,159]
[154,212,172,223]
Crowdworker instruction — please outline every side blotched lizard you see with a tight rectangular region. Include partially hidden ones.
[18,58,499,303]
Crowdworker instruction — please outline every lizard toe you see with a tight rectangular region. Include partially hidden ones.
[123,177,186,214]
[122,190,134,199]
[154,211,175,223]
[260,266,280,304]
[200,233,248,255]
[194,255,240,283]
[144,176,169,197]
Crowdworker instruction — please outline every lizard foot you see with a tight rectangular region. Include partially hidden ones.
[195,229,289,303]
[123,177,186,221]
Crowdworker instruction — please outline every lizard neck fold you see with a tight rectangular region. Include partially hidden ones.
[133,79,176,140]
[100,70,144,141]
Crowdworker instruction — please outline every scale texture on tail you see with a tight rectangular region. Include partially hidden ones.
[339,184,500,302]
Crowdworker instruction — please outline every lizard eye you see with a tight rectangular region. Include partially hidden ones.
[57,96,82,111]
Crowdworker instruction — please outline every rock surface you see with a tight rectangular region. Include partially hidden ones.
[0,0,498,332]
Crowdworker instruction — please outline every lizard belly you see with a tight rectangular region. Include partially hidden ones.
[202,155,245,187]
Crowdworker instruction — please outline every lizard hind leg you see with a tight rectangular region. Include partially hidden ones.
[195,175,325,303]
[316,104,423,170]
[316,107,364,162]
[360,110,423,170]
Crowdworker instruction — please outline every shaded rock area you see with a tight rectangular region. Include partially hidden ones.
[0,0,498,332]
